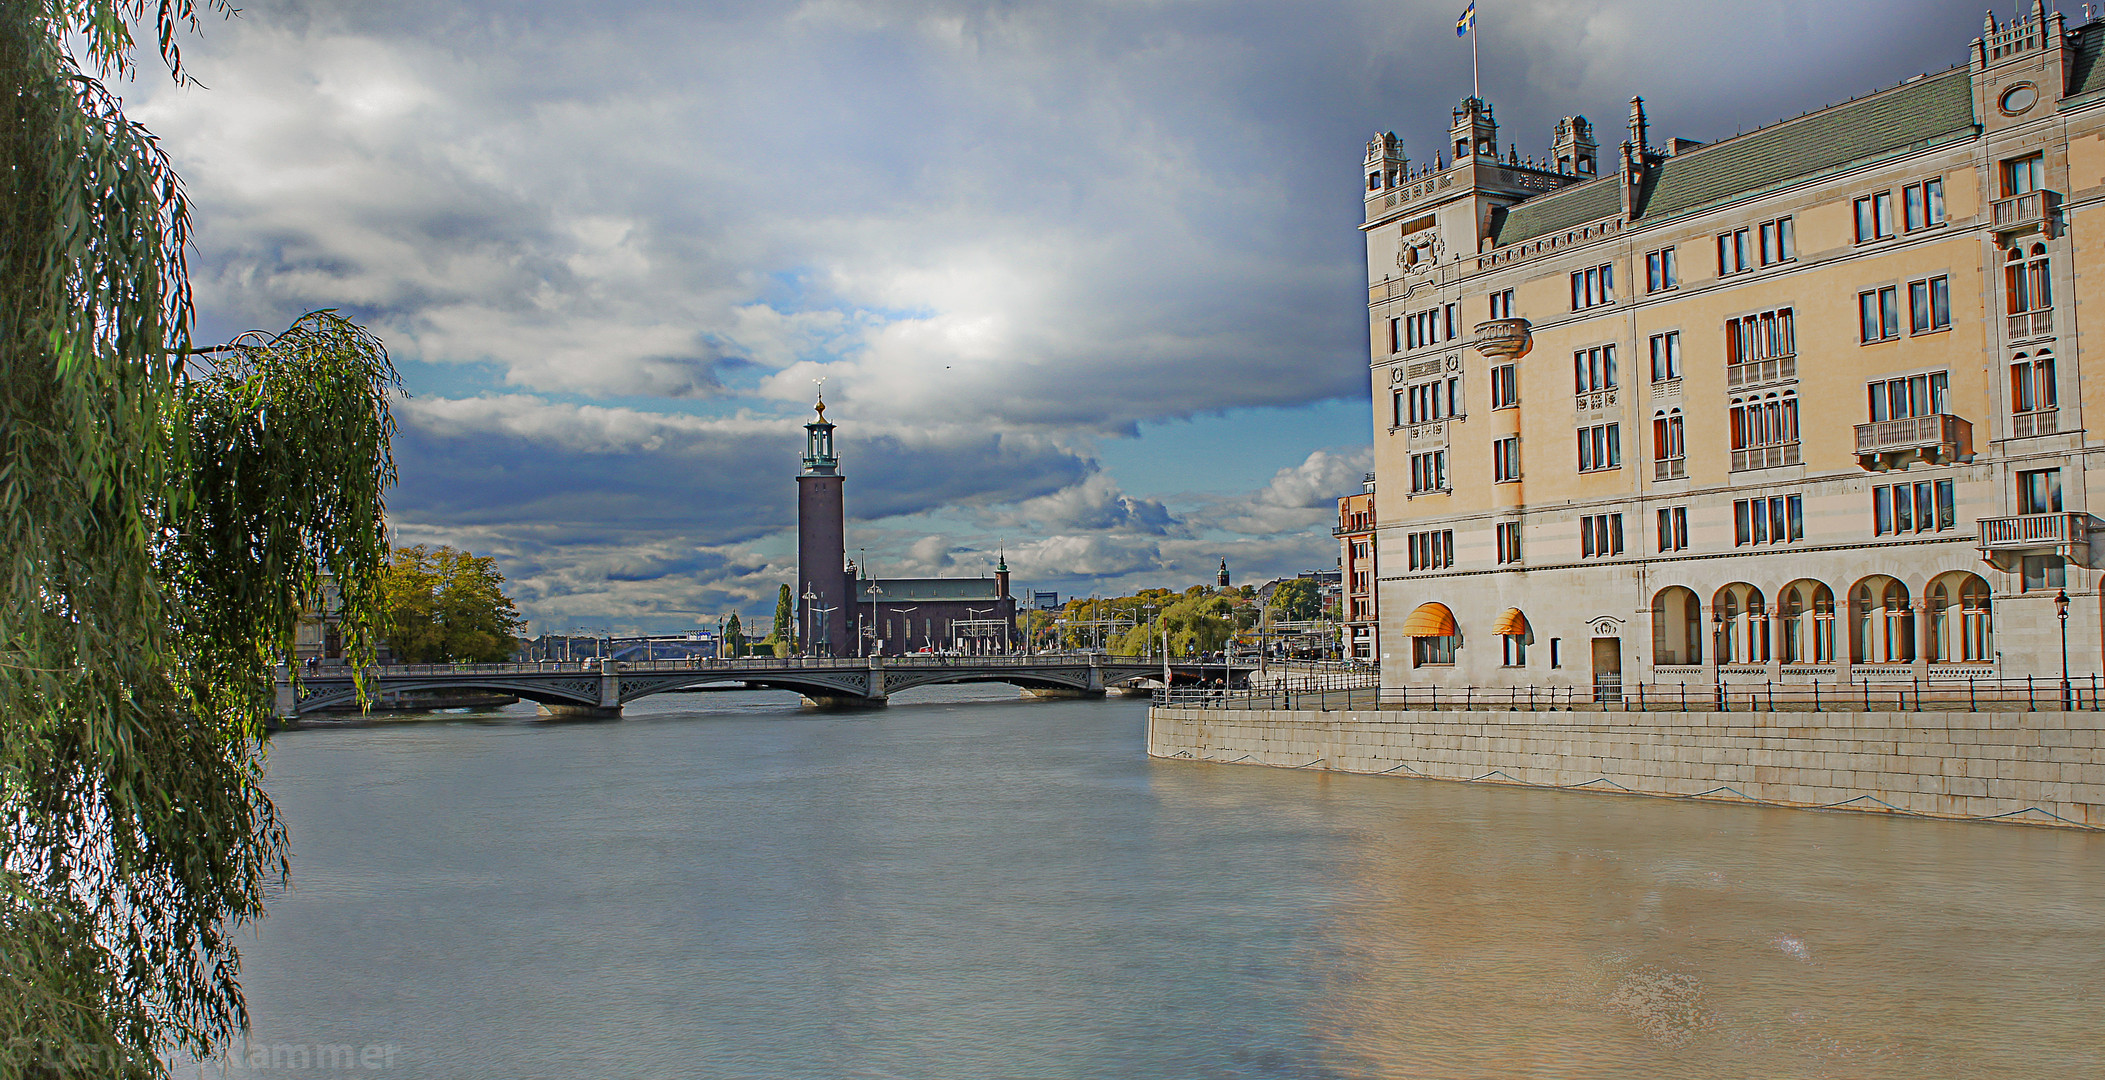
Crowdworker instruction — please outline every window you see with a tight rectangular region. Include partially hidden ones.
[1550,638,1561,668]
[1853,192,1894,242]
[1409,450,1449,494]
[1490,363,1518,409]
[1391,389,1405,428]
[1646,247,1678,292]
[1733,494,1804,546]
[1492,436,1522,483]
[1726,307,1794,364]
[1729,391,1799,470]
[1656,506,1688,552]
[1903,178,1945,231]
[1577,423,1621,472]
[1573,345,1617,393]
[2002,153,2044,197]
[1580,513,1623,558]
[1858,286,1900,342]
[1407,529,1454,571]
[1413,634,1457,666]
[1501,633,1527,667]
[1489,289,1515,319]
[1652,410,1684,479]
[1873,479,1955,535]
[2012,352,2057,416]
[1388,317,1401,353]
[1649,331,1681,382]
[1909,276,1950,333]
[1571,264,1614,309]
[2006,244,2051,314]
[1403,307,1453,350]
[2022,554,2067,591]
[1716,227,1750,275]
[1866,371,1949,421]
[1495,521,1522,564]
[2018,468,2062,515]
[1758,217,1795,265]
[1406,377,1462,423]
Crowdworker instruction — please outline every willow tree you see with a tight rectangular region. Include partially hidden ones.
[3,3,396,1077]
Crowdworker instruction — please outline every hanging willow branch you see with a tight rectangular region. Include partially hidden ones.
[3,5,398,1077]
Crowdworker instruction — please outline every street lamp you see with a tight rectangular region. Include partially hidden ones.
[801,586,818,657]
[2057,588,2071,709]
[862,581,883,657]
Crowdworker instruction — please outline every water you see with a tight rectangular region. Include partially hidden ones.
[199,685,2105,1078]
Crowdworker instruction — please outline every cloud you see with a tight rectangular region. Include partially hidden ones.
[119,0,1993,623]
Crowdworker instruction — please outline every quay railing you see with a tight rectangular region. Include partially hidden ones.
[1157,674,2105,714]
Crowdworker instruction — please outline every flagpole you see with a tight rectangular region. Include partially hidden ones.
[1471,5,1480,100]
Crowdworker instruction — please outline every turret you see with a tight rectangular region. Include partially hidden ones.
[1450,96,1497,163]
[995,550,1011,599]
[1365,131,1409,194]
[1217,558,1232,589]
[1551,115,1596,176]
[801,393,838,477]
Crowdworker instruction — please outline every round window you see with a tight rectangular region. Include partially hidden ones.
[2000,84,2039,115]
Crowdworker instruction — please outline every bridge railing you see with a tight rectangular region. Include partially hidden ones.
[293,650,1230,680]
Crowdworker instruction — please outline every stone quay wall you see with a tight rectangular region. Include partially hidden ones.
[1147,707,2105,829]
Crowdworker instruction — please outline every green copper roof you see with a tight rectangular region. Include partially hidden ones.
[2068,21,2105,98]
[1488,65,1978,247]
[1487,176,1621,248]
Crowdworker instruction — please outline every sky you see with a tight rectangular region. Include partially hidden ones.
[125,0,2000,633]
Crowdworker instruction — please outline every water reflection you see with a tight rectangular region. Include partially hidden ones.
[198,687,2103,1079]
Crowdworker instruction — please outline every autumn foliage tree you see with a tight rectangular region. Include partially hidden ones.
[379,545,525,663]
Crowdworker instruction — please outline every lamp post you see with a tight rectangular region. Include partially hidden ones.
[2057,588,2071,709]
[801,586,818,657]
[862,581,883,657]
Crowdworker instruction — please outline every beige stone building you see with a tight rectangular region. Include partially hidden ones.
[1363,4,2105,698]
[1336,478,1378,661]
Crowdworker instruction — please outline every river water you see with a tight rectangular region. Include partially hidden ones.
[201,685,2103,1079]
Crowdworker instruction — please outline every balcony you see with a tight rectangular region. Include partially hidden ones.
[1472,318,1532,359]
[1653,457,1686,481]
[1731,443,1800,472]
[1978,512,2089,551]
[1575,388,1618,412]
[2008,308,2053,341]
[1991,189,2058,235]
[1853,413,1967,470]
[1726,355,1795,389]
[2011,408,2060,438]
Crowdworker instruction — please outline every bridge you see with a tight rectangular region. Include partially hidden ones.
[278,653,1256,718]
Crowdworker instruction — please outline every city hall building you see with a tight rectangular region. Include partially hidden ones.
[1363,5,2104,696]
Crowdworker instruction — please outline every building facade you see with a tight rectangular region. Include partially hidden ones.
[1337,475,1378,661]
[1364,5,2104,697]
[795,400,1019,656]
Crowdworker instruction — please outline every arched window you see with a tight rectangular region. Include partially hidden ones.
[1653,408,1685,479]
[1927,573,1994,663]
[2013,348,2057,416]
[2007,243,2052,314]
[1651,586,1702,665]
[1851,577,1914,664]
[1712,584,1767,665]
[1779,581,1834,664]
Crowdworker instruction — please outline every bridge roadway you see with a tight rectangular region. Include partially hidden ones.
[279,652,1256,718]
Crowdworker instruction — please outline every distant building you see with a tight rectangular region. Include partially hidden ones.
[1337,474,1377,661]
[1032,590,1062,612]
[1217,559,1232,588]
[797,399,1019,655]
[1361,5,2099,694]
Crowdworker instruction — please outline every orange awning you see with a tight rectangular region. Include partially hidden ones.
[1401,602,1457,637]
[1491,608,1528,636]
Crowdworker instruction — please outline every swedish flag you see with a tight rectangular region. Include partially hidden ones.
[1456,1,1475,36]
